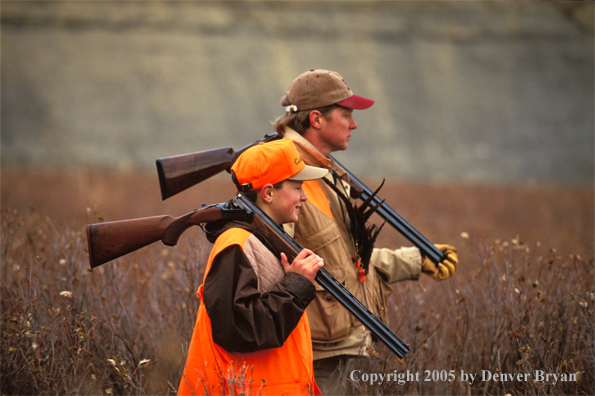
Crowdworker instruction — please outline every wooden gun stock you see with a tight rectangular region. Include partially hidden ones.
[156,133,281,200]
[85,202,253,268]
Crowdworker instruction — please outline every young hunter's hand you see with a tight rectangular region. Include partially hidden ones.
[280,249,324,283]
[422,244,458,281]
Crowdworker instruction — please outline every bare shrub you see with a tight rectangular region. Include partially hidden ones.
[1,207,207,395]
[1,170,593,395]
[340,236,594,396]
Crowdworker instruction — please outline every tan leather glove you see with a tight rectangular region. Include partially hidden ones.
[422,244,458,281]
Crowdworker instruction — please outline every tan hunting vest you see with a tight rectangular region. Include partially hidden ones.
[284,129,422,359]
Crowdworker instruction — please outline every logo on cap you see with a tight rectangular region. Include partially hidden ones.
[339,75,351,90]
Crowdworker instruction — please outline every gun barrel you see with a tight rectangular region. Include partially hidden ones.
[331,156,446,265]
[314,267,410,357]
[234,194,410,358]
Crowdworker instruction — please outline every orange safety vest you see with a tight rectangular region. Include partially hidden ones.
[178,227,321,396]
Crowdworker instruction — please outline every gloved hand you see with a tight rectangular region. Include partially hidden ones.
[422,244,458,281]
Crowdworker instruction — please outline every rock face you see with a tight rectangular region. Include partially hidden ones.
[2,1,593,185]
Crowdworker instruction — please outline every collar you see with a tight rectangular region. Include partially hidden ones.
[283,128,349,181]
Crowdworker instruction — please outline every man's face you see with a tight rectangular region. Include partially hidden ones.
[317,106,358,155]
[268,180,308,224]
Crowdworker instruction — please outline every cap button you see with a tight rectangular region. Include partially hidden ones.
[310,69,315,71]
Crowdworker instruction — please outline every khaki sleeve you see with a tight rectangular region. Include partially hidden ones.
[371,247,423,284]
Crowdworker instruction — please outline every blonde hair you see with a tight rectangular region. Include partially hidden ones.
[273,104,339,136]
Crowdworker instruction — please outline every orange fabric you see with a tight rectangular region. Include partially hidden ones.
[302,180,333,220]
[231,139,305,191]
[178,228,321,396]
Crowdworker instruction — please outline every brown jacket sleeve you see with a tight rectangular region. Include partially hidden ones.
[202,244,315,353]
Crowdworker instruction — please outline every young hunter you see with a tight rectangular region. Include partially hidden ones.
[274,69,459,394]
[178,139,328,396]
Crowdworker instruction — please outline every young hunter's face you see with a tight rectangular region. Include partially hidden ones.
[318,107,358,155]
[268,180,308,224]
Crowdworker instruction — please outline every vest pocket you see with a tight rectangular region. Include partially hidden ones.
[306,263,355,342]
[296,203,356,343]
[308,292,354,342]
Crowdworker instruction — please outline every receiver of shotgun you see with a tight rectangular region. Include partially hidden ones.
[155,134,446,264]
[85,202,253,268]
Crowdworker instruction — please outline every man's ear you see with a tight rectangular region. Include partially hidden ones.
[260,184,274,204]
[309,110,323,129]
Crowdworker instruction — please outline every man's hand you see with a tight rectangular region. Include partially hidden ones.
[280,249,324,283]
[422,244,458,281]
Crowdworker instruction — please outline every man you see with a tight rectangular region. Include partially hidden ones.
[273,69,459,394]
[178,139,328,396]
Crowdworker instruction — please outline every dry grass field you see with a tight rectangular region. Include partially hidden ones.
[1,168,593,395]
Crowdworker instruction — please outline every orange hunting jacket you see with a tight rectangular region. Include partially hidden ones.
[178,223,321,396]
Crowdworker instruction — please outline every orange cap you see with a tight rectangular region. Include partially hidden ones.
[231,139,328,191]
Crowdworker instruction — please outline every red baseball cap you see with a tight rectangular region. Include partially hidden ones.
[231,139,328,191]
[280,69,374,112]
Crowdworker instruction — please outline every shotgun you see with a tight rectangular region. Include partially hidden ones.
[234,194,410,358]
[155,134,446,264]
[84,196,410,358]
